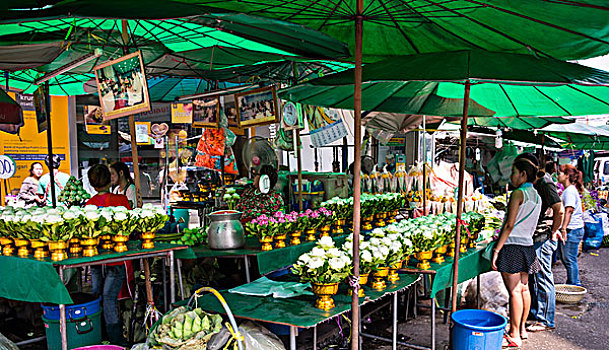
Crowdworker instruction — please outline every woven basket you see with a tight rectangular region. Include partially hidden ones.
[555,284,587,304]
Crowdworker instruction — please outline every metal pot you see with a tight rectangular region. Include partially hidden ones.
[207,210,245,250]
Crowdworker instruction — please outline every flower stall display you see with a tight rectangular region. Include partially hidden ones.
[0,204,169,261]
[291,236,351,310]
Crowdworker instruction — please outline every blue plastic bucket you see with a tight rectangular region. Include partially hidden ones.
[42,293,101,321]
[451,309,507,350]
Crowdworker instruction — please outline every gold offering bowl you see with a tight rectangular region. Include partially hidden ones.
[348,273,369,297]
[69,238,82,256]
[432,245,448,264]
[0,237,15,256]
[14,238,30,258]
[311,282,339,311]
[274,234,287,249]
[290,231,302,246]
[388,261,402,283]
[141,232,156,250]
[48,241,68,261]
[415,250,433,270]
[305,229,317,242]
[371,267,390,291]
[260,236,273,251]
[320,225,331,237]
[80,238,99,257]
[112,235,129,253]
[100,235,114,250]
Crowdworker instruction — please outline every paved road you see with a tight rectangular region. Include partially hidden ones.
[370,247,609,350]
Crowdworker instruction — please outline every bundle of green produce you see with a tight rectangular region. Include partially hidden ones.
[149,306,223,349]
[58,176,91,206]
[167,227,207,246]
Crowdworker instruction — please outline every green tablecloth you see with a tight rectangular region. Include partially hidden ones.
[177,235,348,276]
[192,273,419,328]
[0,242,187,305]
[411,242,494,298]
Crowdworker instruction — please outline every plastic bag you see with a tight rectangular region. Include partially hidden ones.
[584,213,604,250]
[0,332,19,350]
[208,321,286,350]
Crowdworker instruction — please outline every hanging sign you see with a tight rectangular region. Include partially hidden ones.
[135,122,151,144]
[84,105,111,134]
[171,102,193,124]
[0,155,17,179]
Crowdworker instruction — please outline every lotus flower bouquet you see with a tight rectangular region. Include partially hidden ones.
[132,204,168,235]
[291,236,351,284]
[342,233,387,275]
[320,197,353,221]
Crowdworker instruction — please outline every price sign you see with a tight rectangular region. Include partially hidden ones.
[0,155,17,179]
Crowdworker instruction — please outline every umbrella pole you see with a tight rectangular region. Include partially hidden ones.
[296,129,303,211]
[422,116,426,215]
[451,80,471,314]
[121,20,143,208]
[351,4,363,350]
[44,82,57,208]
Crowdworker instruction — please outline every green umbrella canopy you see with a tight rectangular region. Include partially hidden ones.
[0,14,349,62]
[6,0,609,61]
[279,51,609,125]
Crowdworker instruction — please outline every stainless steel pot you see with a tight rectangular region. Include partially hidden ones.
[207,210,245,250]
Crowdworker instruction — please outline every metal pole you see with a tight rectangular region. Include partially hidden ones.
[290,326,297,350]
[169,250,175,304]
[351,2,364,349]
[177,259,185,300]
[451,80,471,313]
[393,292,398,350]
[422,116,426,216]
[143,258,155,307]
[296,129,303,211]
[58,267,67,350]
[431,297,436,350]
[244,256,251,283]
[313,326,317,350]
[44,82,57,208]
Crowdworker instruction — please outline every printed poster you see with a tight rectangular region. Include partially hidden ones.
[171,102,193,124]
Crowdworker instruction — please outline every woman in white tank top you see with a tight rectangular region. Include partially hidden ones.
[492,157,542,348]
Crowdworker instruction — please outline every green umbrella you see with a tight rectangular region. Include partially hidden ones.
[8,0,609,61]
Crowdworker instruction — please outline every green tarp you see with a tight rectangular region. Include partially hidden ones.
[0,242,187,305]
[193,274,419,328]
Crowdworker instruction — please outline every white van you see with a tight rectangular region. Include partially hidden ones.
[595,158,609,185]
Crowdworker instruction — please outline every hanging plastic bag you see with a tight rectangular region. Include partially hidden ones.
[208,321,286,350]
[275,128,294,151]
[584,213,604,250]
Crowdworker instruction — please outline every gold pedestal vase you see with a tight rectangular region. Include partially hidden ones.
[362,216,374,231]
[274,234,287,249]
[415,251,433,270]
[260,236,273,251]
[375,212,386,227]
[432,245,448,264]
[370,267,390,291]
[333,219,346,235]
[69,238,82,256]
[141,232,156,250]
[402,255,410,267]
[112,235,129,253]
[0,237,15,256]
[81,238,99,257]
[14,238,31,258]
[387,211,398,224]
[468,233,479,249]
[311,282,339,311]
[348,273,369,297]
[447,242,456,258]
[388,261,402,283]
[100,235,113,250]
[460,238,468,253]
[30,240,48,259]
[320,225,331,237]
[48,241,68,261]
[290,231,302,246]
[305,229,317,242]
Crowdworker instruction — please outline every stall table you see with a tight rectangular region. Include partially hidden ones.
[0,242,187,350]
[193,274,420,350]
